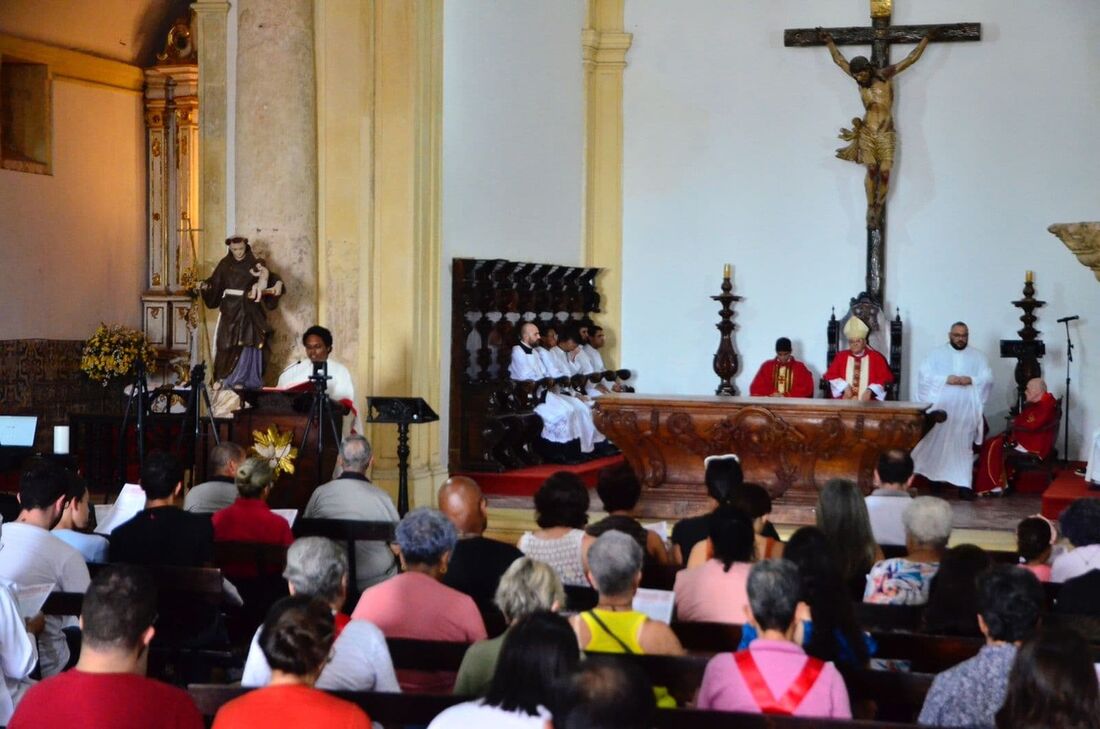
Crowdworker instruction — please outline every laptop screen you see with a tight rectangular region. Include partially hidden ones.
[0,416,38,448]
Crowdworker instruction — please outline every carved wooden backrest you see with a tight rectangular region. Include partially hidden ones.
[822,293,903,400]
[449,258,604,471]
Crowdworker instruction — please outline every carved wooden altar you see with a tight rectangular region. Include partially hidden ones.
[593,393,935,518]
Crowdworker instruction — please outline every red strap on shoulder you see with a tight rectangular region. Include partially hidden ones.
[734,650,825,715]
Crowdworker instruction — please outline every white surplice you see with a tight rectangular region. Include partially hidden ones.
[510,345,595,451]
[537,347,605,447]
[1085,429,1100,484]
[911,344,993,488]
[276,356,362,434]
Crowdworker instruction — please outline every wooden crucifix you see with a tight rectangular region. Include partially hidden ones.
[785,1,980,304]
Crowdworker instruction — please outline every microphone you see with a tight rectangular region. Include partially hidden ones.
[1056,315,1080,324]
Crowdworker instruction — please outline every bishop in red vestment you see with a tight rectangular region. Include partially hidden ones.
[824,317,893,401]
[750,337,814,398]
[974,378,1058,495]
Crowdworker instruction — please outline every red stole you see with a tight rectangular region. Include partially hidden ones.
[735,650,824,715]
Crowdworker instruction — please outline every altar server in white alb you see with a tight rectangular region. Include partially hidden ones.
[509,322,597,459]
[1083,429,1100,490]
[277,325,362,434]
[536,322,607,450]
[911,322,992,495]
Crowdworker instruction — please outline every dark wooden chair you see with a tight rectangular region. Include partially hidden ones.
[641,562,680,591]
[1005,397,1064,488]
[563,584,598,612]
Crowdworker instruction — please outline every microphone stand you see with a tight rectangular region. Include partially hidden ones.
[1062,318,1074,466]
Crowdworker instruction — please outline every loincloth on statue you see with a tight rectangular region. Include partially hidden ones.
[836,121,895,167]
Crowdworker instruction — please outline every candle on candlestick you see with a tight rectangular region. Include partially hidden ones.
[53,426,70,454]
[723,263,731,279]
[1025,270,1034,283]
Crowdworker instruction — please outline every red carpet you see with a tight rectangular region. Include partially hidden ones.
[454,455,625,497]
[1041,468,1100,519]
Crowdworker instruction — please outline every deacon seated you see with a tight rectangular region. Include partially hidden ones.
[824,317,893,401]
[583,324,628,393]
[509,322,596,461]
[536,323,609,451]
[749,337,814,398]
[911,322,992,499]
[974,378,1058,496]
[276,325,361,434]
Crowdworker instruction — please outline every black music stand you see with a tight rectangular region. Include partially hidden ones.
[365,397,439,516]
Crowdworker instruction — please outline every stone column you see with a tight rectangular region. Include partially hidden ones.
[191,1,230,267]
[235,0,318,377]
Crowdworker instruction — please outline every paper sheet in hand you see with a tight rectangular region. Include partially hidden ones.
[632,588,675,625]
[14,583,53,619]
[272,509,298,528]
[94,483,146,535]
[641,521,669,542]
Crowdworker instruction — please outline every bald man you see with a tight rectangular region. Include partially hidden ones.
[974,378,1058,496]
[438,477,522,613]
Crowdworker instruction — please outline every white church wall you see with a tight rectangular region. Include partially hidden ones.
[621,0,1100,458]
[440,0,587,460]
[0,79,145,340]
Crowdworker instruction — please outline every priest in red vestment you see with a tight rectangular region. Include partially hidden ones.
[749,338,814,398]
[974,378,1058,495]
[824,317,893,401]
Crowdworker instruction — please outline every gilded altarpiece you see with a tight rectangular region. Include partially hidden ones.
[142,20,200,360]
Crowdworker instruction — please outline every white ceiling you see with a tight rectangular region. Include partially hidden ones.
[0,0,194,66]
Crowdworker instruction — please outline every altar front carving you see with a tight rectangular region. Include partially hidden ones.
[594,394,937,518]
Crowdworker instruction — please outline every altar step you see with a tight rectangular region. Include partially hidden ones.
[454,454,625,497]
[1041,467,1100,520]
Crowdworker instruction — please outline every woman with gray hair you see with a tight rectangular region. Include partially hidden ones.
[569,531,683,708]
[352,508,487,692]
[698,560,851,717]
[454,557,565,696]
[240,537,399,692]
[863,496,952,605]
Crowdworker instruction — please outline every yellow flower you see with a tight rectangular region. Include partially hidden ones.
[251,425,298,481]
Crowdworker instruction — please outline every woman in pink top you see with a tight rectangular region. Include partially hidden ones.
[697,560,851,719]
[674,505,755,624]
[351,508,487,692]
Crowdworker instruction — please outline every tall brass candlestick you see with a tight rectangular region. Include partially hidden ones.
[712,272,743,396]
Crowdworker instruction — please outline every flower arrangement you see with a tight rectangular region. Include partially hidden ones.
[80,324,157,385]
[252,425,298,481]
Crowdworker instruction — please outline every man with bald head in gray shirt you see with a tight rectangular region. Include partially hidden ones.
[303,435,399,592]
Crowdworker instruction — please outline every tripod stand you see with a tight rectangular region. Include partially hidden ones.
[174,363,221,481]
[299,362,344,485]
[115,357,150,494]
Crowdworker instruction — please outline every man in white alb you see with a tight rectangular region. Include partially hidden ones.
[510,322,596,459]
[536,322,607,450]
[911,322,992,499]
[277,325,362,435]
[1082,429,1100,490]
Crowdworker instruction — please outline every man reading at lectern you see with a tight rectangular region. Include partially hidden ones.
[277,325,361,434]
[749,338,814,398]
[824,317,893,401]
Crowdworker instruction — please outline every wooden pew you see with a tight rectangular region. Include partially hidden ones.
[293,518,397,603]
[188,684,937,728]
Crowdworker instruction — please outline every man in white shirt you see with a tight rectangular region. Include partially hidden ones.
[0,576,36,725]
[1082,429,1100,490]
[184,442,247,514]
[865,449,915,547]
[510,322,593,460]
[911,322,992,500]
[51,472,109,563]
[304,435,400,592]
[0,461,90,677]
[277,324,362,434]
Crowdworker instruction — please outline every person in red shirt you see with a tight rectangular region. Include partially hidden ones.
[212,457,294,577]
[212,595,370,729]
[749,338,814,398]
[975,378,1059,495]
[8,565,203,729]
[824,317,893,401]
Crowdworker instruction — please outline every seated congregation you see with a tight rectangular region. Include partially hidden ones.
[3,441,1100,729]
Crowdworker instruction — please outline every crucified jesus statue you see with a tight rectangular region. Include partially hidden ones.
[820,27,934,229]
